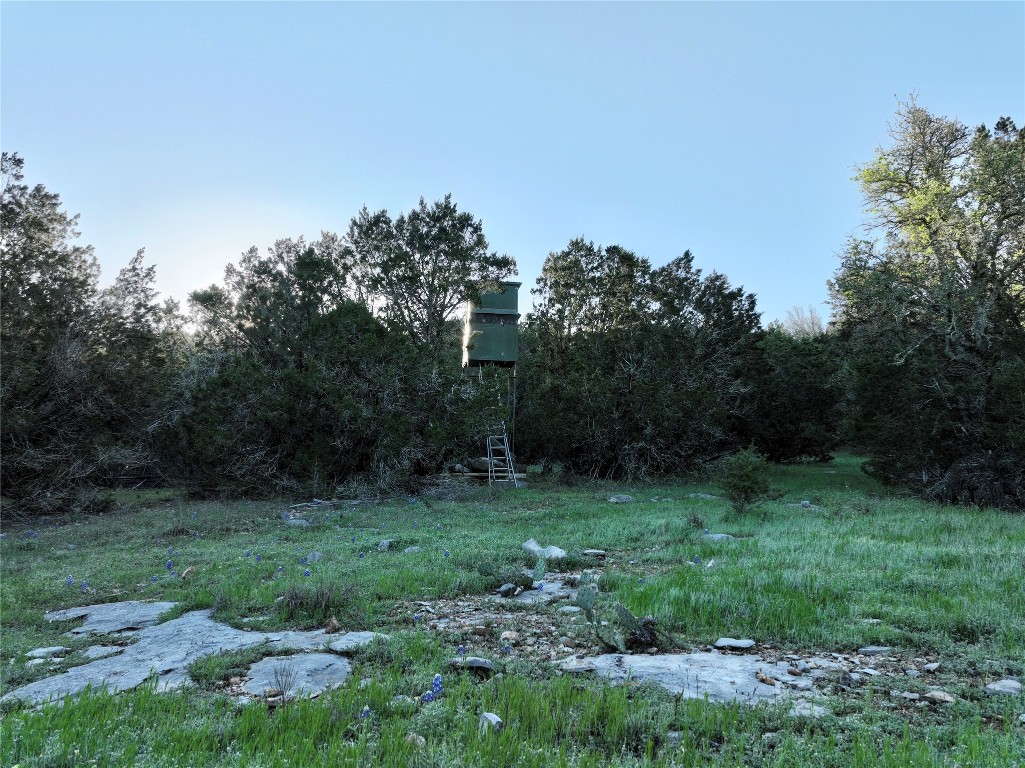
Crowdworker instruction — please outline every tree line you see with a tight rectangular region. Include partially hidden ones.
[2,101,1022,514]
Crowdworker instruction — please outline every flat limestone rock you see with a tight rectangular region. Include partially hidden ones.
[3,604,330,706]
[857,646,892,656]
[450,656,495,674]
[83,646,124,660]
[582,651,805,704]
[984,679,1022,697]
[714,638,756,651]
[327,631,388,654]
[558,657,598,673]
[701,533,735,542]
[509,578,576,605]
[25,646,71,659]
[46,601,178,635]
[488,575,576,606]
[241,653,351,698]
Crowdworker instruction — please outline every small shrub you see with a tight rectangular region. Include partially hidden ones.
[278,582,369,629]
[719,448,771,516]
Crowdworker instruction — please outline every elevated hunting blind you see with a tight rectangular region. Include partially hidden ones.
[462,281,520,368]
[460,281,523,487]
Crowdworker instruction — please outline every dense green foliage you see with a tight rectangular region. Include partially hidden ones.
[831,103,1025,509]
[1,153,182,512]
[518,242,763,477]
[2,99,1021,512]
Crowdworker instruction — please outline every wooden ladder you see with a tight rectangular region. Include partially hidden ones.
[486,424,518,488]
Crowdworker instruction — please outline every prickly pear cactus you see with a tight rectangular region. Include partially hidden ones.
[575,583,598,623]
[532,558,546,583]
[595,624,627,653]
[614,603,640,634]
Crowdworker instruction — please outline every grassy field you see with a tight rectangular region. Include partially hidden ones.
[1,455,1023,766]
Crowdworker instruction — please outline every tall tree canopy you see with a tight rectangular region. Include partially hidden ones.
[519,239,761,477]
[173,235,505,494]
[1,153,180,512]
[831,102,1025,509]
[343,195,516,355]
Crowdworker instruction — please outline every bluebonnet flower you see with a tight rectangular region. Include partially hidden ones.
[413,520,419,529]
[408,497,416,505]
[194,532,201,538]
[151,575,158,583]
[166,560,173,570]
[456,644,466,657]
[244,550,251,558]
[432,674,443,694]
[167,547,174,556]
[65,575,74,586]
[358,552,365,558]
[169,570,176,577]
[537,583,544,591]
[255,554,262,562]
[435,524,441,530]
[276,566,284,572]
[421,691,434,702]
[502,644,512,655]
[191,512,197,520]
[360,705,371,719]
[351,536,356,543]
[443,550,450,558]
[300,556,308,565]
[693,555,701,565]
[412,614,421,624]
[303,569,312,577]
[638,578,645,585]
[81,581,88,591]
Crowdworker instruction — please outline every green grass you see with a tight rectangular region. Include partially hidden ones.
[2,455,1023,766]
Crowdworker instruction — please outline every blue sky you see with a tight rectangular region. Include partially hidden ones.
[3,1,1022,325]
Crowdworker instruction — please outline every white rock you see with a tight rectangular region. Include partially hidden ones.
[242,653,351,699]
[328,631,388,654]
[479,712,504,734]
[83,645,123,660]
[521,539,567,560]
[558,657,598,673]
[714,637,756,651]
[985,679,1022,697]
[857,646,892,656]
[924,690,955,704]
[24,646,71,659]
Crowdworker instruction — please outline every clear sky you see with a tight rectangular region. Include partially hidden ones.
[3,1,1023,326]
